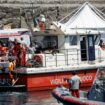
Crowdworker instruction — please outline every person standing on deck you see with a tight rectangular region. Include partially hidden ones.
[0,43,3,58]
[99,39,104,48]
[69,71,81,98]
[8,58,16,85]
[13,39,22,67]
[20,44,27,67]
[1,43,7,61]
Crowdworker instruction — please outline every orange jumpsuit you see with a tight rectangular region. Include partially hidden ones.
[1,47,7,61]
[9,61,14,79]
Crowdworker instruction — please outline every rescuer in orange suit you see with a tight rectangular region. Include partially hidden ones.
[0,43,3,57]
[8,58,16,85]
[20,44,27,67]
[13,39,22,67]
[1,44,7,61]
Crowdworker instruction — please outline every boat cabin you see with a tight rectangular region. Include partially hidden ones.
[0,28,31,47]
[61,29,103,62]
[32,26,105,67]
[30,2,105,67]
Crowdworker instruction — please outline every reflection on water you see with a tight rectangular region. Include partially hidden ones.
[0,91,62,105]
[0,92,27,105]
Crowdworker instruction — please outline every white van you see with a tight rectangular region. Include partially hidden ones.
[0,28,31,47]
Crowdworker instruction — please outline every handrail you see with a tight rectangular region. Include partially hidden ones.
[0,48,104,68]
[25,48,104,67]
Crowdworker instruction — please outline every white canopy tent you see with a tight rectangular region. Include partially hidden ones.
[64,2,105,29]
[53,21,104,35]
[53,2,105,35]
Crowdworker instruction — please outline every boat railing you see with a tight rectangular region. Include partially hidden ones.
[0,47,104,68]
[25,47,104,67]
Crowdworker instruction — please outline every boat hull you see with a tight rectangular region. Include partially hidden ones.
[0,68,97,91]
[16,68,97,91]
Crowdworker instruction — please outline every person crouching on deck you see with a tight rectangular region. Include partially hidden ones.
[8,58,16,85]
[69,71,81,98]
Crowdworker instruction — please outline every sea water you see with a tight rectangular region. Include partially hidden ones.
[0,91,62,105]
